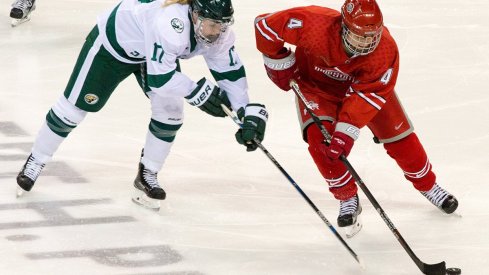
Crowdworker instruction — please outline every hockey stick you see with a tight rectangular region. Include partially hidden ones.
[289,79,447,275]
[220,104,363,267]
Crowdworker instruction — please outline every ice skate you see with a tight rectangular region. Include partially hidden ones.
[421,183,458,214]
[337,194,362,238]
[16,154,45,197]
[132,162,166,211]
[10,0,36,27]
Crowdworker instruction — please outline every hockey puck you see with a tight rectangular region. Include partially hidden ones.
[446,267,461,275]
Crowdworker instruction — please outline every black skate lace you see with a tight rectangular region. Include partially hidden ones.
[421,184,449,207]
[339,195,358,216]
[142,169,160,189]
[24,155,45,181]
[12,0,33,11]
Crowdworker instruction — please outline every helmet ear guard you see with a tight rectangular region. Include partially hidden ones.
[341,0,383,56]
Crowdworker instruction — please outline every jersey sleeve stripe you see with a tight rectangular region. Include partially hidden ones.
[370,93,386,103]
[210,66,246,82]
[261,19,284,42]
[255,20,274,41]
[148,70,176,88]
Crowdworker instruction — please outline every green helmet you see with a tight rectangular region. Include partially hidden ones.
[192,0,234,23]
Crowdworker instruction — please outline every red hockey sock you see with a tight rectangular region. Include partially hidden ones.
[383,133,436,191]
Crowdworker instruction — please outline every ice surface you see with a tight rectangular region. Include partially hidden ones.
[0,0,487,274]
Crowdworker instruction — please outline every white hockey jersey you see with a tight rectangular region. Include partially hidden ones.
[96,0,249,111]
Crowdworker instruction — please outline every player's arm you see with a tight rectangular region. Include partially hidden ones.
[254,8,306,91]
[339,58,399,129]
[204,31,248,112]
[254,8,305,56]
[205,31,268,151]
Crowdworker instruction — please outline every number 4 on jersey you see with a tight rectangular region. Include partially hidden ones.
[380,68,393,85]
[287,18,303,29]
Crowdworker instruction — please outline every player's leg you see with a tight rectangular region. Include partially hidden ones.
[296,90,362,237]
[131,91,184,210]
[368,92,458,214]
[17,96,87,195]
[17,26,139,195]
[10,0,36,27]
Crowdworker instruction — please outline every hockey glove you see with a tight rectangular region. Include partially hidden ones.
[263,47,298,91]
[185,77,231,117]
[235,103,268,151]
[326,122,360,162]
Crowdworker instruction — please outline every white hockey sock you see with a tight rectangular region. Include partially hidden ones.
[31,122,65,164]
[141,131,173,172]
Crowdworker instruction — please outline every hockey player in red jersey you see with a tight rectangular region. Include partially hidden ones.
[254,0,458,236]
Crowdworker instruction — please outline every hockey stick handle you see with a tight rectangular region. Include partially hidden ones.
[289,80,446,275]
[220,104,363,266]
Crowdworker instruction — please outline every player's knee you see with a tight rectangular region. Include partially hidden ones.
[46,97,87,137]
[149,119,182,142]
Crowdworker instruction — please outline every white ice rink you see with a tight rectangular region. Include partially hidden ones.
[1,0,488,274]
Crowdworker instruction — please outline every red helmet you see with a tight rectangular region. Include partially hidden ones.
[341,0,383,56]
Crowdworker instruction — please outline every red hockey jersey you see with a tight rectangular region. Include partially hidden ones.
[255,6,400,129]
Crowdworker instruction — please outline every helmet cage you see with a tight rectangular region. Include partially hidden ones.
[193,14,234,46]
[341,24,382,56]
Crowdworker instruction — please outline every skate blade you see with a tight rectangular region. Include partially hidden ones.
[451,211,462,218]
[132,189,161,211]
[11,16,31,27]
[344,216,363,238]
[16,187,26,198]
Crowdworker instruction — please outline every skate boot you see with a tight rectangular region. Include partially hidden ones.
[132,162,166,211]
[10,0,36,27]
[16,154,45,197]
[421,183,458,214]
[337,194,362,238]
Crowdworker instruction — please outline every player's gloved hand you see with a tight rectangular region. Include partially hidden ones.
[185,77,231,117]
[326,122,360,162]
[235,103,268,151]
[262,47,298,91]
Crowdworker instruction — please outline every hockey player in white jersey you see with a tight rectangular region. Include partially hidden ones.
[15,0,268,210]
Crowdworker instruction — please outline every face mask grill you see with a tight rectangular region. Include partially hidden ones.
[342,25,382,56]
[193,13,234,46]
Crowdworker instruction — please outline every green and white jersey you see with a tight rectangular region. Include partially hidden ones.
[96,0,249,111]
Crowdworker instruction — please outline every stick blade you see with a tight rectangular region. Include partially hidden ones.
[422,261,446,275]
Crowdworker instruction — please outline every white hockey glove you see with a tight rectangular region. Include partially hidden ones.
[235,103,268,151]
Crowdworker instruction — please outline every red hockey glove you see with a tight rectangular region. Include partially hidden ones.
[326,132,354,160]
[262,48,298,91]
[326,123,360,161]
